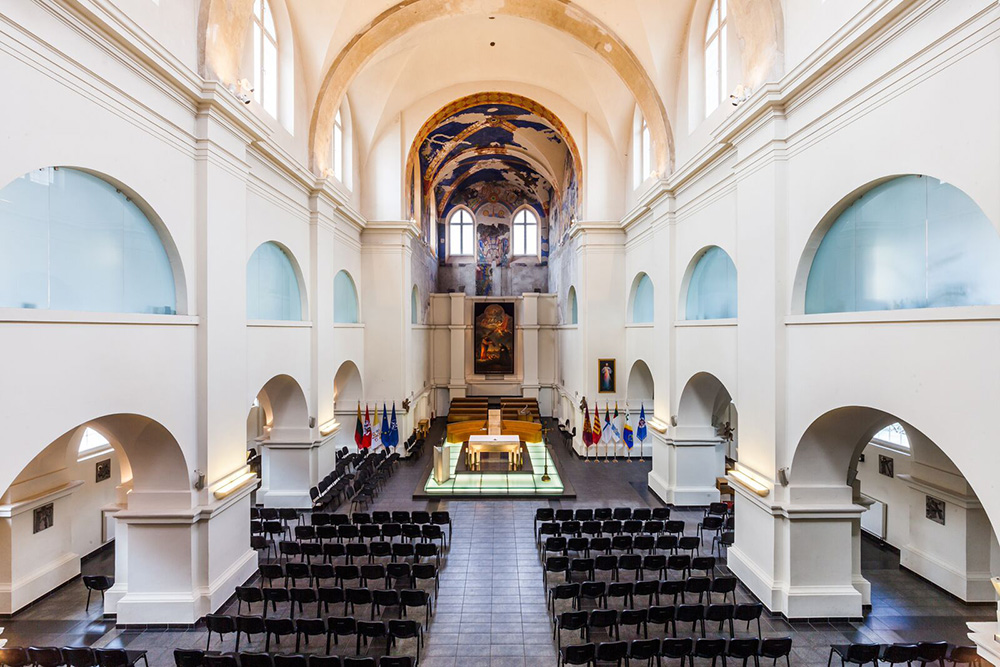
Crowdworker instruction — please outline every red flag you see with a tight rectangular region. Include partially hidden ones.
[362,405,372,449]
[582,404,593,446]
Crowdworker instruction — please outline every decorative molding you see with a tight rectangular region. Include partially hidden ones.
[0,481,84,517]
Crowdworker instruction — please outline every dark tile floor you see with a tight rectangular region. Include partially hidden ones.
[2,418,993,667]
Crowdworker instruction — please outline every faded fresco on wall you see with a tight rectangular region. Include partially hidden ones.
[409,93,580,295]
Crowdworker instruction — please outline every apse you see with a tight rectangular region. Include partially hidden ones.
[406,93,580,297]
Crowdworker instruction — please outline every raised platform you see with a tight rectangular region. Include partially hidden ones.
[414,439,575,498]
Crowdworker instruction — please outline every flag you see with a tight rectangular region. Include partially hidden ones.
[354,403,363,448]
[371,404,382,450]
[592,402,602,444]
[381,403,390,449]
[637,404,648,443]
[362,405,372,449]
[602,404,612,443]
[582,404,592,446]
[623,406,634,450]
[389,402,399,448]
[611,402,622,443]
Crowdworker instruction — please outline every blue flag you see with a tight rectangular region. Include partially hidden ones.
[381,403,390,450]
[388,402,399,448]
[623,406,633,449]
[637,404,648,443]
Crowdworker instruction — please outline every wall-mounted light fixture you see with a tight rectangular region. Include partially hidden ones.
[193,470,206,491]
[214,468,257,500]
[319,420,340,437]
[730,84,753,107]
[309,416,316,429]
[729,468,770,497]
[777,467,789,486]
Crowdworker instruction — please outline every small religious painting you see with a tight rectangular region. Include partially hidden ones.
[96,458,111,483]
[598,359,616,394]
[926,496,946,525]
[33,503,53,533]
[474,302,515,375]
[878,454,894,478]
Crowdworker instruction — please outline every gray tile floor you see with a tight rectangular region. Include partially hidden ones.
[2,418,993,667]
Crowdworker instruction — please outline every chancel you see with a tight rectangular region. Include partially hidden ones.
[2,1,1000,666]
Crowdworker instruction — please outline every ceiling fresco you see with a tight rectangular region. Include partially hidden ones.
[408,94,580,246]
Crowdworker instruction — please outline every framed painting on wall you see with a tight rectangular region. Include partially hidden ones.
[473,302,515,375]
[598,359,616,393]
[96,458,111,483]
[33,503,53,533]
[878,454,894,478]
[926,496,946,525]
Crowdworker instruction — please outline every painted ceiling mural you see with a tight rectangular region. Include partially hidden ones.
[406,93,580,266]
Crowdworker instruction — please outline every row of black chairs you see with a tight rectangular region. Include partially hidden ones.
[253,526,448,563]
[548,579,744,615]
[559,636,790,667]
[535,504,730,534]
[538,518,731,550]
[553,604,765,648]
[345,450,404,513]
[175,652,409,667]
[254,561,440,594]
[545,554,731,586]
[0,648,148,667]
[828,643,985,667]
[310,451,362,510]
[542,531,734,560]
[204,615,423,658]
[306,511,450,530]
[270,540,441,569]
[543,543,729,575]
[233,584,434,622]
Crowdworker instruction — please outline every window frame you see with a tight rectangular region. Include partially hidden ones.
[511,206,540,258]
[333,108,344,182]
[704,0,727,116]
[78,427,113,462]
[447,207,475,258]
[251,0,279,119]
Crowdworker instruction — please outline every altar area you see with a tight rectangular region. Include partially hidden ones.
[416,399,571,497]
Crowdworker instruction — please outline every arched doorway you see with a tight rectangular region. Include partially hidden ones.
[250,375,312,508]
[751,406,1000,622]
[655,372,734,505]
[0,414,195,619]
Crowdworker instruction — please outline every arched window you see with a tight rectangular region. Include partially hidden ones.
[410,285,419,324]
[448,208,474,256]
[333,108,344,182]
[686,246,737,320]
[872,423,910,451]
[631,274,654,323]
[513,208,539,256]
[704,0,727,115]
[567,286,578,324]
[805,176,1000,313]
[247,242,302,321]
[334,270,359,323]
[251,0,278,119]
[633,114,652,188]
[0,167,177,314]
[78,427,112,460]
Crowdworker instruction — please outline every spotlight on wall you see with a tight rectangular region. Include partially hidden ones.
[309,416,316,429]
[670,415,677,427]
[231,78,254,105]
[730,84,752,107]
[193,470,206,491]
[777,467,789,486]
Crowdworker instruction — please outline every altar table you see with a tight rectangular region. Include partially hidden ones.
[467,434,523,471]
